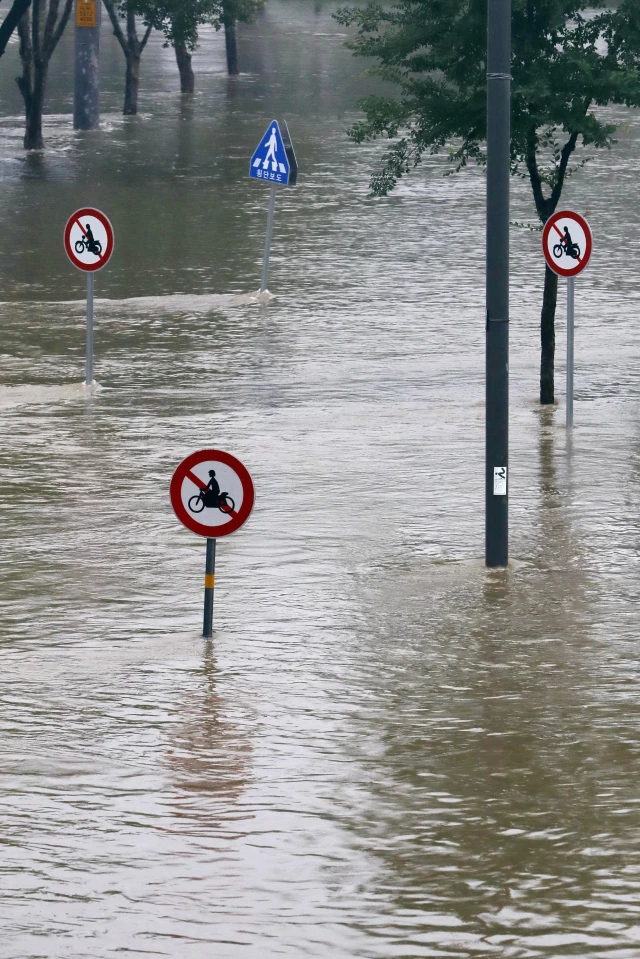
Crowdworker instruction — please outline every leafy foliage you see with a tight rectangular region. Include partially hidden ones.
[132,0,264,51]
[335,0,640,221]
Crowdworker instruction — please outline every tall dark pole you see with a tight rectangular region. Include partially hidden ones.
[74,1,101,131]
[485,0,511,567]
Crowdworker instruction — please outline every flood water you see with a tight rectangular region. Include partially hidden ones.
[0,3,639,956]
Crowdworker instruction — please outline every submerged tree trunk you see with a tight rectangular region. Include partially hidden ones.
[23,64,46,148]
[527,132,580,407]
[224,19,238,75]
[540,265,558,405]
[174,39,194,94]
[15,0,73,149]
[103,1,152,115]
[123,54,140,114]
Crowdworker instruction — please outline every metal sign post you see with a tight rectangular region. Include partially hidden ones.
[203,538,216,638]
[542,210,593,429]
[566,276,574,429]
[261,185,277,294]
[170,449,255,637]
[64,207,115,387]
[86,272,94,385]
[485,0,511,568]
[249,120,298,294]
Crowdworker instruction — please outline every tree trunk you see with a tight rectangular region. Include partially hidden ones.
[224,19,238,75]
[15,0,74,149]
[540,265,558,405]
[123,53,140,115]
[21,60,46,149]
[174,39,194,94]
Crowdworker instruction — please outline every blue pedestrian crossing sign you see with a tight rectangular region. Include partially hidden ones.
[250,120,293,186]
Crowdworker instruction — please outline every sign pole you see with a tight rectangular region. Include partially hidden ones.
[250,120,297,294]
[64,208,114,385]
[566,277,574,429]
[541,211,592,430]
[74,1,101,131]
[203,537,216,638]
[485,0,511,568]
[86,272,94,386]
[260,184,277,293]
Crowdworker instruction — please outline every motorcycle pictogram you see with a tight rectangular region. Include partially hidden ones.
[188,490,235,515]
[75,223,102,256]
[553,227,581,262]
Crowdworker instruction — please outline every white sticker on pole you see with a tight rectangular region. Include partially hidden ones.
[494,467,507,496]
[542,210,592,278]
[64,208,115,272]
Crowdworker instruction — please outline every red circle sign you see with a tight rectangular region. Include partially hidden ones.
[64,208,115,272]
[542,210,592,278]
[170,449,255,538]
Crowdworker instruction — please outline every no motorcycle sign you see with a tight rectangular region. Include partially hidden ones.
[64,208,114,272]
[542,210,592,278]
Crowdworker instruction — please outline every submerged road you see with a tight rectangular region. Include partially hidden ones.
[0,3,639,956]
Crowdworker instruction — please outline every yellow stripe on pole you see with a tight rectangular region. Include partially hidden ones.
[204,574,215,589]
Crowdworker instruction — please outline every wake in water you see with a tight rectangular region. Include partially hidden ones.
[0,290,275,316]
[0,291,274,410]
[93,290,274,314]
[0,381,103,409]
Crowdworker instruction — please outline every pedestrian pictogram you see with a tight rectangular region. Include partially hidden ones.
[64,208,114,272]
[170,450,255,539]
[542,210,592,278]
[250,120,291,185]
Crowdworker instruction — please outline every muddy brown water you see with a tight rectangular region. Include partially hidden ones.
[0,3,639,956]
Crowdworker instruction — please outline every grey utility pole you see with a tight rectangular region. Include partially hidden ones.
[74,0,101,131]
[485,0,511,567]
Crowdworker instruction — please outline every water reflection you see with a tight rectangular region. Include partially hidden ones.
[165,642,251,830]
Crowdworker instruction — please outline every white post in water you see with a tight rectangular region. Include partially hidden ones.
[260,184,277,294]
[86,272,94,386]
[566,277,575,429]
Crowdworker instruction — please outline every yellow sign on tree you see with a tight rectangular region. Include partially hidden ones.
[76,1,97,27]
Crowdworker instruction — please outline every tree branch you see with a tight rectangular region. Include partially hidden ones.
[126,7,136,47]
[31,0,41,62]
[525,126,547,220]
[140,21,152,51]
[0,0,32,59]
[42,0,59,54]
[550,131,579,209]
[49,0,73,54]
[15,9,33,102]
[102,0,128,53]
